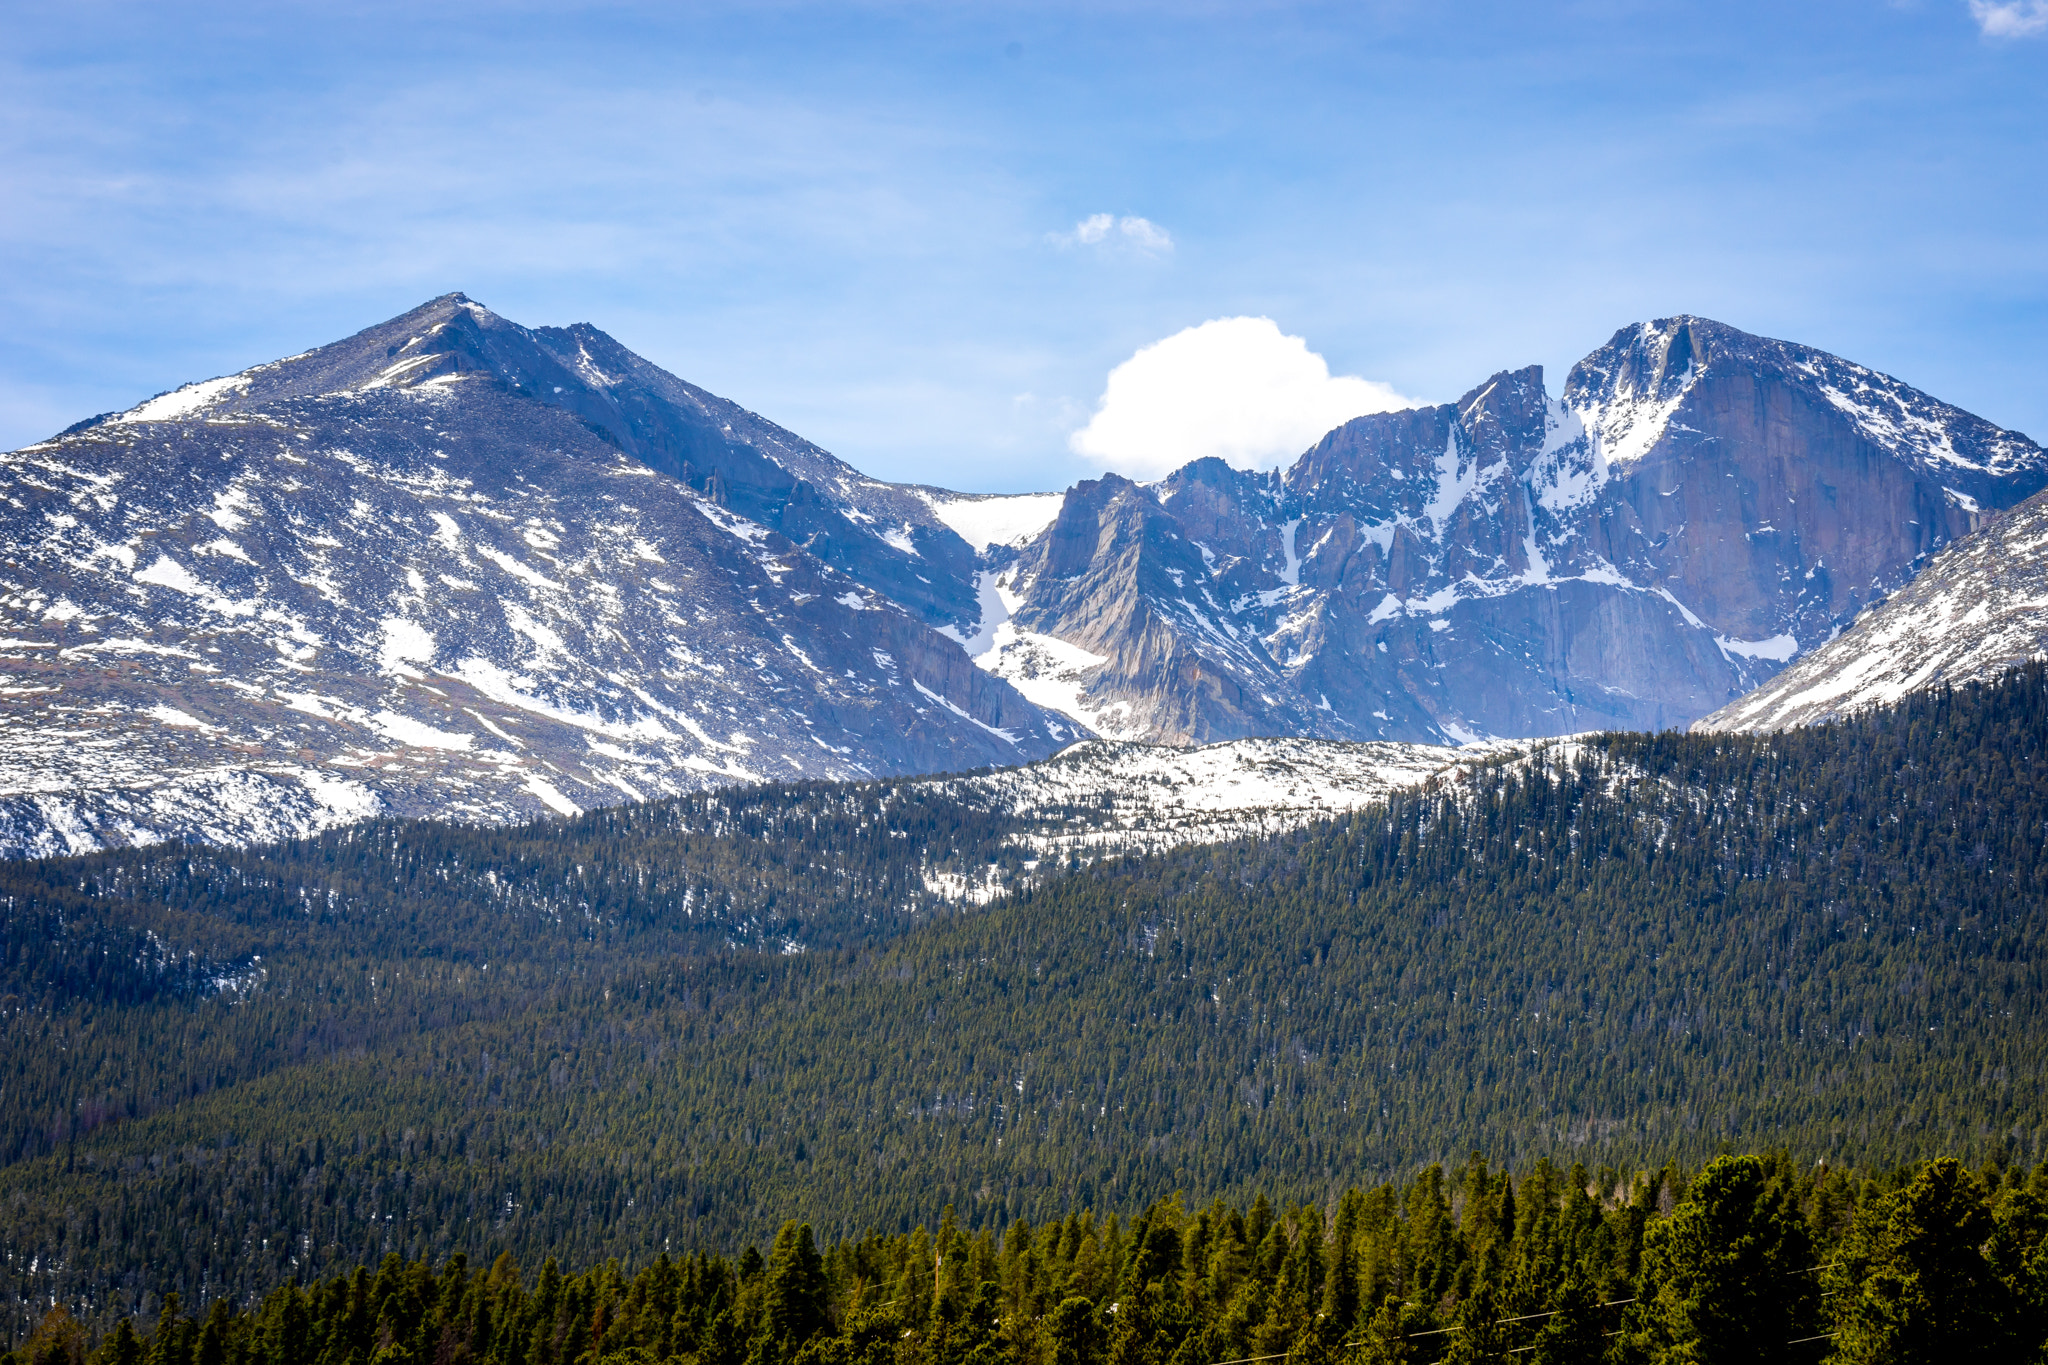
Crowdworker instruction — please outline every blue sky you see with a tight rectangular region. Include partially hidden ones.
[2,0,2043,491]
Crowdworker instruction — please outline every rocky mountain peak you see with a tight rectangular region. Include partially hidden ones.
[97,294,989,633]
[965,315,2048,747]
[1454,364,1550,447]
[8,297,2043,854]
[1569,316,1707,412]
[0,295,1072,855]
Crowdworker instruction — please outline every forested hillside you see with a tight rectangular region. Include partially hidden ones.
[0,780,1038,1163]
[15,1154,2048,1365]
[2,668,2045,1340]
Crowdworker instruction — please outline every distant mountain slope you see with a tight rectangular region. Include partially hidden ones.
[971,317,2047,744]
[100,293,988,630]
[916,733,1520,889]
[0,294,1068,854]
[1696,487,2048,732]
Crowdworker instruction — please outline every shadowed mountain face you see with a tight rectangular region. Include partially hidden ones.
[1695,485,2048,733]
[970,316,2047,743]
[0,295,1071,854]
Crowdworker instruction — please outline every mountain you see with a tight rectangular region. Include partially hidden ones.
[5,302,2042,856]
[0,294,1073,855]
[1696,485,2048,732]
[966,317,2048,744]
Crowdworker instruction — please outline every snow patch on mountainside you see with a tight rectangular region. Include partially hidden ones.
[1716,632,1799,663]
[1809,362,2001,475]
[1529,399,1603,512]
[977,625,1116,741]
[917,734,1529,887]
[117,375,254,424]
[919,490,1066,552]
[943,568,1110,742]
[0,737,382,858]
[1571,337,1699,471]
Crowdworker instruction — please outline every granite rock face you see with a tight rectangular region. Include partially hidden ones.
[1695,486,2048,732]
[0,295,1070,855]
[967,316,2047,743]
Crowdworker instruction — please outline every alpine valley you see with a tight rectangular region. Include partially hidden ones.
[1,295,2044,855]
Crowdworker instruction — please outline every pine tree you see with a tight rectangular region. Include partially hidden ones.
[94,1322,141,1365]
[753,1223,830,1365]
[1830,1158,2010,1363]
[1350,1295,1414,1365]
[1322,1191,1363,1336]
[1526,1272,1605,1365]
[1628,1155,1819,1363]
[1040,1299,1103,1365]
[192,1302,231,1365]
[1987,1183,2048,1363]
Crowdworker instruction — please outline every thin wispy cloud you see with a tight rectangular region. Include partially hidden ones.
[1970,0,2048,36]
[1060,212,1115,245]
[1116,217,1173,252]
[1050,213,1174,254]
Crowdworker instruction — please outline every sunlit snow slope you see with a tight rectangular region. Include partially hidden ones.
[908,733,1529,900]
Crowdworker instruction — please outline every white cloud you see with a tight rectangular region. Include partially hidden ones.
[1068,317,1422,479]
[1971,0,2048,35]
[1069,213,1114,245]
[1116,216,1173,252]
[1051,213,1174,254]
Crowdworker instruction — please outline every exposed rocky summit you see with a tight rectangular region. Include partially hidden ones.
[4,300,2038,855]
[968,317,2046,743]
[0,295,1069,855]
[1695,486,2048,732]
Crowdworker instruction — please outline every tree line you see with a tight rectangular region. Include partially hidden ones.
[10,1152,2045,1365]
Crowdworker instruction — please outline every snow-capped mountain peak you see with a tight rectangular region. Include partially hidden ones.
[0,294,1072,856]
[950,315,2048,747]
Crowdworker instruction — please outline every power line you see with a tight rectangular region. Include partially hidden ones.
[1203,1287,1837,1365]
[1387,1297,1637,1340]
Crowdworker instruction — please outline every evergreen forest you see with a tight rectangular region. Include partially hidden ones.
[12,1153,2048,1365]
[2,666,2045,1360]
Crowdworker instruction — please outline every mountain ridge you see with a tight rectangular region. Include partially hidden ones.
[1696,484,2048,731]
[0,294,1074,855]
[966,315,2047,746]
[4,298,2043,855]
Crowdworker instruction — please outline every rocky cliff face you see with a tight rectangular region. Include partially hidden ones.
[969,317,2047,743]
[0,295,1069,855]
[1694,486,2048,732]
